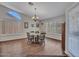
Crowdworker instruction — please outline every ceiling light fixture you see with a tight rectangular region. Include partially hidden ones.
[28,2,34,6]
[32,8,39,22]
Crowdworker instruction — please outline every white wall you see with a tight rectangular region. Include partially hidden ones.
[42,15,65,40]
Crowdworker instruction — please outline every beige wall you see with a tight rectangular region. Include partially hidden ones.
[0,5,41,41]
[0,4,65,41]
[0,5,28,41]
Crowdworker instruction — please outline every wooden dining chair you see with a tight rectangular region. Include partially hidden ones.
[27,32,34,44]
[30,35,34,43]
[35,35,40,43]
[27,32,31,44]
[40,33,46,45]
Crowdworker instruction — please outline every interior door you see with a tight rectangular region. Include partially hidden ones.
[61,22,65,52]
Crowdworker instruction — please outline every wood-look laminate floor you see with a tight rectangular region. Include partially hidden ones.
[0,38,65,57]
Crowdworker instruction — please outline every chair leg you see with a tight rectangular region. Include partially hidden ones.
[43,40,45,46]
[27,40,32,45]
[27,40,30,44]
[40,40,45,46]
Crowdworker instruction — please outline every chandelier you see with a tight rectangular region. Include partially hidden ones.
[32,8,39,21]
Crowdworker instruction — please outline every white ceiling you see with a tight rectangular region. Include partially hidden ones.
[0,2,74,20]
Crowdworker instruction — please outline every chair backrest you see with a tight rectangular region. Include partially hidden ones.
[40,33,45,40]
[36,35,40,39]
[35,31,39,34]
[30,35,34,40]
[27,32,30,40]
[30,31,34,33]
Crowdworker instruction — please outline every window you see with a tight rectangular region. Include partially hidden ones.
[46,22,62,34]
[8,10,21,21]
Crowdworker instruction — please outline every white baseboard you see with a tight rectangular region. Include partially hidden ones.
[0,33,27,42]
[65,50,73,57]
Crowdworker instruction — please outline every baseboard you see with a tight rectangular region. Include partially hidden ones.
[0,38,27,43]
[62,50,68,57]
[26,55,65,57]
[64,50,73,57]
[46,37,61,42]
